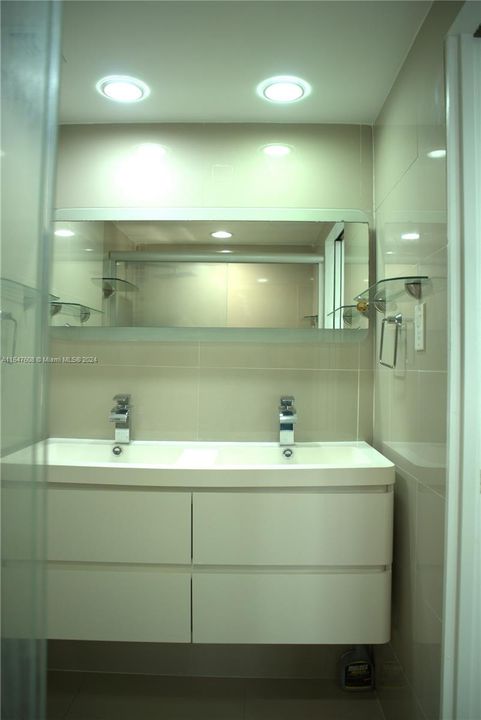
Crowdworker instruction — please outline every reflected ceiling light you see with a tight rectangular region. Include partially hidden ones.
[401,232,420,241]
[257,76,311,103]
[136,143,167,158]
[262,144,291,157]
[386,251,395,255]
[217,249,233,254]
[257,277,268,283]
[427,149,446,159]
[84,248,94,252]
[54,229,75,237]
[211,231,233,239]
[96,75,150,103]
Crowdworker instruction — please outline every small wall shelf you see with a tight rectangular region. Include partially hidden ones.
[327,304,368,328]
[91,277,138,299]
[1,277,58,309]
[50,302,103,324]
[355,276,431,312]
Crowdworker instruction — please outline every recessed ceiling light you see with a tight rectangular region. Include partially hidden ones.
[217,249,233,254]
[257,278,268,283]
[427,149,446,159]
[96,75,150,103]
[386,251,395,255]
[257,76,311,104]
[54,229,75,237]
[84,248,94,252]
[262,144,292,157]
[211,231,233,239]
[401,232,420,241]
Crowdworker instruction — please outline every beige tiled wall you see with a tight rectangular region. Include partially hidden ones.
[372,3,461,720]
[48,338,372,443]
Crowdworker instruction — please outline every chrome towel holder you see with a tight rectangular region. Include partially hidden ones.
[379,313,403,369]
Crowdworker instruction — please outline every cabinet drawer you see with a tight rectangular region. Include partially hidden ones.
[47,565,191,642]
[193,491,393,566]
[48,488,191,564]
[193,570,391,644]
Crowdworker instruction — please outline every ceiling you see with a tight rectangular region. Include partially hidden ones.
[60,0,431,125]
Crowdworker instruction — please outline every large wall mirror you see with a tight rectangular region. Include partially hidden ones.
[51,210,370,342]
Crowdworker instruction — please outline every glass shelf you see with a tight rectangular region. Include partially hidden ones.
[1,277,58,308]
[327,304,368,328]
[50,302,103,324]
[91,277,138,299]
[354,276,430,310]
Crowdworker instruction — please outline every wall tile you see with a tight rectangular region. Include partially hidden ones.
[199,343,320,370]
[390,467,418,685]
[48,364,199,440]
[415,484,445,620]
[359,332,374,370]
[390,370,420,444]
[373,368,392,443]
[318,343,361,371]
[197,368,358,442]
[412,600,442,720]
[48,339,371,443]
[373,5,463,719]
[358,370,374,442]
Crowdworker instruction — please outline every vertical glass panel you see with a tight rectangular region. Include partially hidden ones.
[1,2,60,719]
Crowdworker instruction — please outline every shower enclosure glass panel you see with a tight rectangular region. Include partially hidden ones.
[1,2,60,718]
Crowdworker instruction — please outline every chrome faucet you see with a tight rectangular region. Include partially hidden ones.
[279,395,297,446]
[109,394,131,444]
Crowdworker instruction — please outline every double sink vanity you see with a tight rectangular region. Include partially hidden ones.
[17,433,396,646]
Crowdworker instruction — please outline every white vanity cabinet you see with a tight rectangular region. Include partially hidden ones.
[46,473,394,645]
[47,487,191,642]
[192,489,393,644]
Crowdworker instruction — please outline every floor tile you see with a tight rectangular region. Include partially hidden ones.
[46,671,84,720]
[47,671,387,720]
[245,697,385,720]
[65,673,244,720]
[244,677,370,700]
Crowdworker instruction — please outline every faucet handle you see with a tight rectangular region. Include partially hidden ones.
[113,393,130,406]
[280,395,295,408]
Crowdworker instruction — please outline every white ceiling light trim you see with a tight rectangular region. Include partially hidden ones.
[96,75,150,103]
[427,149,446,159]
[211,230,233,239]
[262,144,292,157]
[54,229,75,237]
[257,75,311,104]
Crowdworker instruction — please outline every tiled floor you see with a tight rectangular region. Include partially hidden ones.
[47,671,386,720]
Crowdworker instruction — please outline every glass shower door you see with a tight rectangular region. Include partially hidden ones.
[1,2,61,718]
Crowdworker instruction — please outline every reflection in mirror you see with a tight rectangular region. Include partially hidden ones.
[50,220,369,332]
